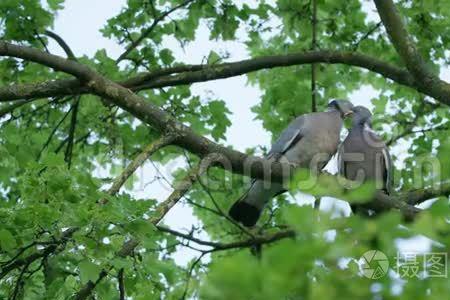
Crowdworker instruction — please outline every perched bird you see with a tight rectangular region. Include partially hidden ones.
[337,105,392,196]
[229,99,354,227]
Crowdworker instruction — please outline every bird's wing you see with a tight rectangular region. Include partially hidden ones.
[268,116,305,157]
[241,118,305,194]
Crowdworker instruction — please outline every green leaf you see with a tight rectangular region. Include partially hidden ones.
[79,260,102,284]
[41,152,65,168]
[0,229,16,252]
[207,50,221,65]
[344,181,377,203]
[126,219,157,239]
[47,0,64,10]
[159,48,174,65]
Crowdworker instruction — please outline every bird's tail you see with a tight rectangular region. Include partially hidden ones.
[229,200,261,227]
[229,180,283,227]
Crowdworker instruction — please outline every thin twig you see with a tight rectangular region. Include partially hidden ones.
[43,30,76,59]
[352,22,382,51]
[118,268,125,300]
[64,95,80,167]
[116,0,196,62]
[183,151,254,238]
[181,253,205,300]
[0,100,33,119]
[43,30,80,168]
[10,261,30,300]
[310,0,317,113]
[107,134,176,196]
[37,102,74,160]
[149,162,204,224]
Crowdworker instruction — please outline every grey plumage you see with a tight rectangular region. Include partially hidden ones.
[229,99,354,227]
[337,106,392,195]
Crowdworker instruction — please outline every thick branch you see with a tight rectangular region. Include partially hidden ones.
[374,0,450,105]
[0,64,202,101]
[370,191,420,222]
[400,181,450,205]
[133,51,412,91]
[0,31,77,116]
[0,50,415,102]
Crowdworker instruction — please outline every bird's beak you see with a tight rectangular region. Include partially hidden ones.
[343,111,354,118]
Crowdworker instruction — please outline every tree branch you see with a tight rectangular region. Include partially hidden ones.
[116,0,196,62]
[42,31,81,168]
[0,50,415,103]
[0,100,32,118]
[374,0,450,105]
[107,134,176,195]
[73,270,108,300]
[0,31,77,118]
[369,191,421,222]
[44,30,76,60]
[148,162,204,224]
[118,268,125,300]
[157,225,296,251]
[400,181,450,206]
[0,227,77,280]
[352,21,382,51]
[36,102,74,160]
[64,95,80,168]
[387,123,450,146]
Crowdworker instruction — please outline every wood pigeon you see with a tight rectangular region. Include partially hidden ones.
[337,105,392,195]
[229,99,354,227]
